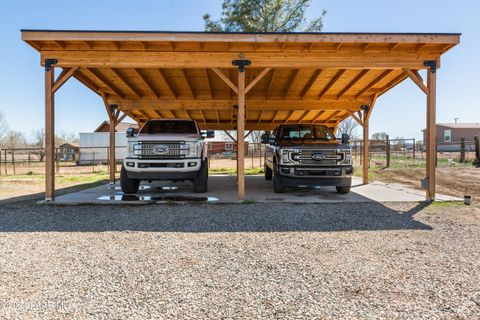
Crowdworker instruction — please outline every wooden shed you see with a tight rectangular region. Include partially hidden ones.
[21,30,460,201]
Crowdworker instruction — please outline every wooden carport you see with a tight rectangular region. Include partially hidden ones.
[22,30,459,202]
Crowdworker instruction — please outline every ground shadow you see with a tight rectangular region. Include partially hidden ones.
[0,201,431,233]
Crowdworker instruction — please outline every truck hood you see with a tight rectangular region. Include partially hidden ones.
[131,133,201,142]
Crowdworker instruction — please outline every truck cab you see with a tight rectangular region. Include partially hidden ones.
[262,124,353,193]
[121,119,214,194]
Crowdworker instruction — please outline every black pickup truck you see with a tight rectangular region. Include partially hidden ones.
[262,124,353,193]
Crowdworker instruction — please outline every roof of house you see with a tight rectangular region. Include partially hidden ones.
[59,142,79,148]
[437,123,480,129]
[94,121,138,132]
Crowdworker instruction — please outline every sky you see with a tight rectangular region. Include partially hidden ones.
[0,0,477,140]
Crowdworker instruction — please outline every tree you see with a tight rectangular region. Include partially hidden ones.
[0,111,8,143]
[2,131,27,149]
[337,118,358,139]
[32,128,46,161]
[203,0,327,32]
[371,132,387,141]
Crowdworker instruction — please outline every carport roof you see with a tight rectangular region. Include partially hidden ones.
[22,30,460,130]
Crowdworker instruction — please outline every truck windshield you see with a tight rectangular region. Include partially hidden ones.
[139,120,198,134]
[278,125,334,141]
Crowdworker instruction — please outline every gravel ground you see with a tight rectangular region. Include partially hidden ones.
[0,202,479,319]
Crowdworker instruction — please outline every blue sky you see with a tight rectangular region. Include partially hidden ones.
[0,0,477,140]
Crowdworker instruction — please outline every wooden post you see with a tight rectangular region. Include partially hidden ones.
[362,110,369,184]
[11,150,15,175]
[386,135,391,168]
[55,148,60,173]
[0,149,2,176]
[460,138,465,163]
[109,119,116,184]
[412,138,416,160]
[45,60,55,201]
[474,136,480,164]
[237,69,246,200]
[426,63,437,201]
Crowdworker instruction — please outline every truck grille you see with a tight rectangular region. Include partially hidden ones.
[138,142,189,159]
[293,149,342,166]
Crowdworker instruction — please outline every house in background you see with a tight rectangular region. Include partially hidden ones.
[79,121,138,164]
[58,143,79,161]
[423,123,480,152]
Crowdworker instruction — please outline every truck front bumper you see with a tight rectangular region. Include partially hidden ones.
[123,158,202,181]
[277,165,353,187]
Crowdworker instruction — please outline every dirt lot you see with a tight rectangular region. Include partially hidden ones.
[0,202,479,319]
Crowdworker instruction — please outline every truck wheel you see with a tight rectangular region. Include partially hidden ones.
[120,165,140,194]
[264,165,273,180]
[273,165,284,193]
[193,160,208,193]
[336,185,351,194]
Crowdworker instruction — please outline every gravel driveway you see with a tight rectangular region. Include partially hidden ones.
[0,202,479,319]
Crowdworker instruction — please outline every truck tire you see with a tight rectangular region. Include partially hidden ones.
[336,185,351,194]
[264,165,273,180]
[193,160,208,193]
[273,165,284,193]
[120,165,140,194]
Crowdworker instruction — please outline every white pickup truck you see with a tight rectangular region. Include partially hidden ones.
[121,119,214,194]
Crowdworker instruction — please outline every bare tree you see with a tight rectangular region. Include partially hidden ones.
[2,131,27,149]
[0,111,8,144]
[337,118,359,138]
[32,128,46,161]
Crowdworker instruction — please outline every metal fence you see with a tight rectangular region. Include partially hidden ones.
[0,137,478,176]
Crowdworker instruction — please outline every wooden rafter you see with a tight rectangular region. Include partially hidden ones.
[284,69,301,99]
[132,68,159,98]
[110,68,141,98]
[257,110,264,123]
[323,110,341,123]
[318,69,346,98]
[337,69,369,99]
[266,69,277,98]
[301,69,324,98]
[355,69,393,98]
[204,69,214,99]
[84,68,125,98]
[154,69,176,98]
[181,69,195,98]
[311,110,326,122]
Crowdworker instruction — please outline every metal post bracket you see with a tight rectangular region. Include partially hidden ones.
[45,58,58,71]
[232,59,251,72]
[424,60,437,73]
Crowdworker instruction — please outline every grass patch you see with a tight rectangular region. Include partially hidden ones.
[209,167,264,175]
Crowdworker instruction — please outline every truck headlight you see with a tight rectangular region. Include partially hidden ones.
[339,149,352,165]
[127,142,142,158]
[185,142,201,157]
[280,149,298,165]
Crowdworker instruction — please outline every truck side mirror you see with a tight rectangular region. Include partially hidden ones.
[201,130,215,138]
[261,132,270,144]
[341,133,350,144]
[126,127,135,138]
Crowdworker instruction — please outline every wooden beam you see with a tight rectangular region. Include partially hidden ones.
[45,64,55,201]
[109,118,116,184]
[337,69,369,99]
[301,69,324,98]
[362,108,369,184]
[348,111,364,127]
[323,111,341,123]
[114,98,367,111]
[318,69,346,98]
[155,69,176,98]
[115,113,127,125]
[224,130,237,143]
[211,68,238,94]
[365,93,378,123]
[132,68,159,98]
[181,69,195,98]
[52,67,78,93]
[110,68,141,98]
[83,68,125,98]
[237,69,246,200]
[311,110,326,122]
[284,69,301,99]
[204,69,214,99]
[245,67,271,94]
[266,69,277,98]
[426,67,436,200]
[355,69,393,98]
[403,69,428,95]
[257,110,264,123]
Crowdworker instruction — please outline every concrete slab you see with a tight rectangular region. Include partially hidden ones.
[49,175,461,205]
